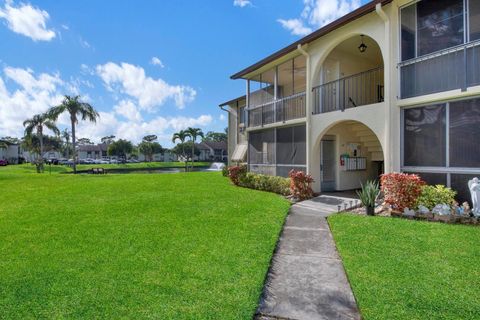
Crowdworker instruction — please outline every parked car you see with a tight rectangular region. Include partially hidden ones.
[110,159,119,164]
[0,159,8,166]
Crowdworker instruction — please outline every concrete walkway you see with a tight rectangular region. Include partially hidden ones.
[256,194,361,320]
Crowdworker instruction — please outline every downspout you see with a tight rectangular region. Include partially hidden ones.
[376,2,391,174]
[297,43,311,175]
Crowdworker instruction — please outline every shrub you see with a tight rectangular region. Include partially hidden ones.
[240,172,290,196]
[417,185,457,210]
[357,180,380,215]
[221,165,229,177]
[227,165,247,186]
[380,173,425,211]
[289,170,314,200]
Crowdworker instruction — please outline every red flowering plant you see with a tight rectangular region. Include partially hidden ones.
[380,173,425,211]
[227,165,247,186]
[289,170,314,200]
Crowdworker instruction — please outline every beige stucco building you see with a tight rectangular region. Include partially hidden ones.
[221,0,480,204]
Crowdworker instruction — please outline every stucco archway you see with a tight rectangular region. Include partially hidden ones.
[310,120,385,193]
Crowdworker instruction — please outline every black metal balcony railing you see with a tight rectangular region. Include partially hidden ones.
[399,40,480,99]
[312,67,384,114]
[248,92,306,128]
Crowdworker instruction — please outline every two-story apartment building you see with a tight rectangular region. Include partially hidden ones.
[221,0,480,204]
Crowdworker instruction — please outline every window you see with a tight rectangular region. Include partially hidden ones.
[276,125,306,165]
[449,99,480,167]
[469,1,480,41]
[401,4,416,61]
[239,107,246,124]
[403,104,446,167]
[400,0,469,61]
[248,125,306,177]
[402,98,480,206]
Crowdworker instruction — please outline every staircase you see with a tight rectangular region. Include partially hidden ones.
[349,124,383,161]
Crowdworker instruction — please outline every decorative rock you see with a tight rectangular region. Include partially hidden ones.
[432,204,451,216]
[417,205,430,215]
[403,208,416,217]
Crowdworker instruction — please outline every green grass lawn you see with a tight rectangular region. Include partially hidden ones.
[0,165,289,319]
[329,214,480,320]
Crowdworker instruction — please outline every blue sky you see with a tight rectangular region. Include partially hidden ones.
[0,0,367,147]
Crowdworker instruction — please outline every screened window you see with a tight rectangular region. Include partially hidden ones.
[403,104,446,166]
[400,0,470,61]
[449,99,480,167]
[401,4,416,61]
[402,98,480,207]
[470,1,480,41]
[248,129,275,165]
[239,107,246,124]
[276,125,306,165]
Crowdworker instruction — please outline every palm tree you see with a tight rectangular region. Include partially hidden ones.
[48,95,99,174]
[62,128,71,159]
[185,127,204,169]
[23,113,60,167]
[172,130,190,168]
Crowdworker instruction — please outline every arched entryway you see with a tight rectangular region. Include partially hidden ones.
[313,120,384,193]
[312,35,384,114]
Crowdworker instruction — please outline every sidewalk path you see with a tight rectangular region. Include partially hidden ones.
[255,194,361,320]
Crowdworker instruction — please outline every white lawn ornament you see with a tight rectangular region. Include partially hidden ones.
[468,177,480,217]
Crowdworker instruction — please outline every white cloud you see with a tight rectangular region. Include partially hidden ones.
[75,111,213,146]
[278,0,360,36]
[0,67,64,137]
[0,65,211,147]
[219,114,226,121]
[0,0,56,41]
[233,0,251,8]
[150,57,164,68]
[277,18,312,36]
[0,66,96,138]
[96,62,196,110]
[114,99,143,122]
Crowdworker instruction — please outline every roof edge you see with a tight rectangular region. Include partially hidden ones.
[230,0,392,80]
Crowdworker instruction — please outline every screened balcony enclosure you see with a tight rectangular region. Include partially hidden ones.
[399,0,480,99]
[248,124,306,177]
[246,56,306,128]
[313,35,384,114]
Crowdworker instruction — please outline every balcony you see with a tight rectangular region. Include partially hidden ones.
[312,67,384,114]
[248,92,306,128]
[399,40,480,99]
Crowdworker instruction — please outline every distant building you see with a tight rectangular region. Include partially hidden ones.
[138,150,177,162]
[196,141,227,162]
[0,140,20,164]
[77,144,108,160]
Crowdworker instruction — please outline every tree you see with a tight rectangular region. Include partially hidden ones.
[185,127,203,168]
[48,95,99,174]
[101,135,116,145]
[171,141,199,159]
[142,135,157,142]
[77,137,94,146]
[172,130,190,161]
[107,139,133,159]
[23,113,60,172]
[61,129,71,159]
[1,136,21,144]
[202,131,227,142]
[138,135,163,162]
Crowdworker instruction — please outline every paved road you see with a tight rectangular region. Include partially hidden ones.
[256,194,361,320]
